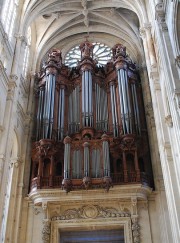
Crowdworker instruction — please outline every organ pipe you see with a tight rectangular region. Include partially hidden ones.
[63,136,72,179]
[82,70,93,127]
[83,142,90,177]
[110,82,118,136]
[131,83,141,134]
[102,134,110,177]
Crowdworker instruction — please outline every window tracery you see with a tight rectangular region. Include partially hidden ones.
[1,0,19,40]
[22,27,31,77]
[65,42,112,67]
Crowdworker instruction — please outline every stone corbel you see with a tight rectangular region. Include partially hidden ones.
[14,33,28,47]
[155,3,168,32]
[42,201,49,219]
[10,157,22,168]
[165,115,173,127]
[34,206,41,215]
[131,197,138,215]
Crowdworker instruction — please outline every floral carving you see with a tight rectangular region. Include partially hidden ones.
[131,217,140,243]
[51,205,130,221]
[42,220,51,243]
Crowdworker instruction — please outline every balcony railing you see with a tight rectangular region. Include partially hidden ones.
[30,172,151,192]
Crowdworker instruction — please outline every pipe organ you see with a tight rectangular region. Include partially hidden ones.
[31,41,153,193]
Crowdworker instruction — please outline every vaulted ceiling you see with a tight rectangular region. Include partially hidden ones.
[21,0,148,67]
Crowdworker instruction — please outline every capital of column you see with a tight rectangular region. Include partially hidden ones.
[14,33,28,47]
[10,157,22,168]
[7,79,17,100]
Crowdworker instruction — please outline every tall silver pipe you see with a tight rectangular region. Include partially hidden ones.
[85,71,89,119]
[75,86,80,132]
[83,142,89,177]
[63,136,71,179]
[60,89,65,139]
[124,70,132,133]
[132,84,141,134]
[58,89,62,140]
[43,74,52,138]
[82,72,85,126]
[110,84,116,136]
[36,89,43,140]
[102,135,110,177]
[117,70,125,133]
[112,84,118,136]
[104,91,108,131]
[95,83,98,128]
[49,75,55,138]
[89,71,93,126]
[120,69,129,133]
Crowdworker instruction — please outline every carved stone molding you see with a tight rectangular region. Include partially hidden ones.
[175,55,180,68]
[131,217,140,243]
[34,206,41,215]
[42,220,51,243]
[10,157,22,168]
[173,89,180,113]
[7,80,17,101]
[155,3,168,32]
[165,115,173,127]
[14,33,28,47]
[51,204,131,221]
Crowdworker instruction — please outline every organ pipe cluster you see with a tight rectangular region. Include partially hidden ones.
[31,41,152,193]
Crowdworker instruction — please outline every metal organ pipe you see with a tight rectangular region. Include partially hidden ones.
[36,87,44,140]
[117,69,132,134]
[110,82,118,137]
[68,86,80,134]
[63,137,71,179]
[43,74,56,139]
[58,87,65,140]
[83,142,90,177]
[72,150,82,179]
[131,83,141,134]
[95,83,108,131]
[49,75,56,138]
[82,70,93,127]
[102,135,110,177]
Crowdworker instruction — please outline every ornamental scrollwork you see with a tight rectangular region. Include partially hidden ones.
[51,205,131,221]
[131,217,140,243]
[42,220,51,243]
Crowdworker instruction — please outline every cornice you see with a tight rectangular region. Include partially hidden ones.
[28,184,152,205]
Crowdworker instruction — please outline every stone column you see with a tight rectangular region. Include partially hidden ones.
[140,24,157,69]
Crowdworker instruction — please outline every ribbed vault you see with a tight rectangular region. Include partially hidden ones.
[21,0,148,68]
